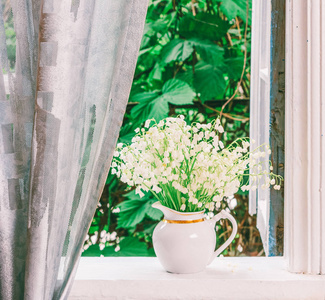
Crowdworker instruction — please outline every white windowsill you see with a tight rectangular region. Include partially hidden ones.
[69,257,325,300]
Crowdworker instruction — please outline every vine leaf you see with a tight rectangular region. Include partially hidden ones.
[193,61,226,101]
[160,39,193,64]
[179,13,231,41]
[82,237,155,257]
[116,190,163,230]
[225,56,245,80]
[218,0,252,25]
[191,39,225,66]
[160,38,225,66]
[161,78,195,105]
[131,79,194,124]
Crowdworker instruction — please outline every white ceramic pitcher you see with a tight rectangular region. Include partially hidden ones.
[152,201,238,274]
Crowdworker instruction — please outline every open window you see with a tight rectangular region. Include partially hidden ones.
[249,0,285,256]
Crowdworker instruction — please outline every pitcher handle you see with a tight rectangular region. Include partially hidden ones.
[209,210,238,263]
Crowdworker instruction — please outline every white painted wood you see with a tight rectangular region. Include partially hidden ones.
[285,0,325,274]
[69,257,325,300]
[249,0,272,256]
[249,0,260,216]
[321,0,325,276]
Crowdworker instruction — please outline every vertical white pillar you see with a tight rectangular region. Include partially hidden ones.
[285,0,325,274]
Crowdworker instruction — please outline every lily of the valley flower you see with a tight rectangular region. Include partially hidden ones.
[112,116,283,212]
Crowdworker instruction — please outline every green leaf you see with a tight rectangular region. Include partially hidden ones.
[190,38,225,66]
[82,237,156,257]
[130,79,194,123]
[148,62,163,82]
[118,121,138,144]
[225,56,244,80]
[146,205,163,221]
[116,191,163,230]
[179,13,231,41]
[219,0,252,24]
[131,93,169,124]
[113,237,155,256]
[175,67,194,86]
[160,39,193,64]
[161,38,225,66]
[142,223,158,235]
[193,61,226,101]
[161,78,194,105]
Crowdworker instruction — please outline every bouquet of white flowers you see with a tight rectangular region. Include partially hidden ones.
[111,116,283,212]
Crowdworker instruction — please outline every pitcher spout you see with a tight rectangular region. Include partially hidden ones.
[151,201,205,221]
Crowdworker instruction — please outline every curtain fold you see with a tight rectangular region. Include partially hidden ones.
[0,0,148,299]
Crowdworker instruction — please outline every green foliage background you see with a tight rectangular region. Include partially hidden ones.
[83,0,265,257]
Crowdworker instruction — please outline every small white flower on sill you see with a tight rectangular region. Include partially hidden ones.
[115,245,120,252]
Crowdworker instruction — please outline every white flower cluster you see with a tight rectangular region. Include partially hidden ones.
[111,116,283,212]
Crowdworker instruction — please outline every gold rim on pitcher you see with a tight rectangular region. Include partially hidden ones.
[162,218,206,224]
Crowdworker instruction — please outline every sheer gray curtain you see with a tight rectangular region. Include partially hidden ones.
[0,0,148,299]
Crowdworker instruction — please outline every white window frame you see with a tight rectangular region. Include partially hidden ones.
[249,0,272,255]
[68,257,325,299]
[284,0,325,275]
[250,0,325,275]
